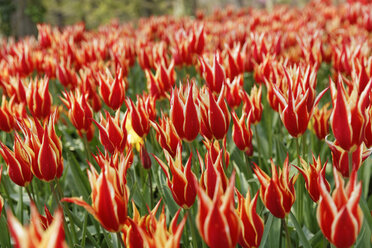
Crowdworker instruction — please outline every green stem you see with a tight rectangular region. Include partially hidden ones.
[117,232,125,248]
[259,213,274,248]
[360,196,372,233]
[102,229,114,248]
[289,211,311,248]
[17,187,24,224]
[81,212,88,247]
[82,134,92,163]
[187,209,198,248]
[295,137,303,225]
[148,169,153,208]
[0,177,15,213]
[283,217,292,248]
[254,124,266,171]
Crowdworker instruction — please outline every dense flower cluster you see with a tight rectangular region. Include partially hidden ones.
[0,0,371,247]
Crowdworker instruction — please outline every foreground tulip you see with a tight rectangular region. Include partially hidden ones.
[236,190,264,248]
[253,156,297,218]
[123,201,186,248]
[330,76,372,152]
[154,144,197,208]
[7,203,67,248]
[18,112,63,182]
[26,76,52,120]
[317,168,363,248]
[0,134,33,187]
[170,82,200,141]
[93,110,128,154]
[98,67,127,110]
[294,154,329,202]
[62,149,132,232]
[196,173,241,248]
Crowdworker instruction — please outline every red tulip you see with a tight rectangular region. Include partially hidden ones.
[241,85,263,124]
[363,104,372,148]
[225,76,243,109]
[236,190,264,248]
[63,150,132,232]
[145,60,175,99]
[312,103,332,140]
[196,173,241,248]
[170,82,200,141]
[7,203,67,248]
[199,52,226,94]
[330,75,372,152]
[0,96,16,132]
[253,156,297,218]
[317,168,363,248]
[199,86,230,140]
[294,154,330,202]
[26,76,52,120]
[126,96,151,138]
[232,111,253,155]
[93,110,128,154]
[0,134,33,187]
[154,144,197,208]
[98,67,127,110]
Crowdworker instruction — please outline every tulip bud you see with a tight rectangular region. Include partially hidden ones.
[254,156,297,218]
[236,190,264,248]
[140,144,152,170]
[317,168,363,248]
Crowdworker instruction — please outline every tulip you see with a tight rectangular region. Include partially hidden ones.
[317,168,363,248]
[98,67,127,110]
[273,66,328,137]
[151,113,181,157]
[124,201,186,248]
[312,103,331,140]
[232,111,253,155]
[7,203,67,248]
[93,110,128,154]
[363,104,372,148]
[236,190,264,248]
[199,86,230,140]
[326,140,372,177]
[56,61,79,89]
[330,75,372,152]
[170,82,200,141]
[126,96,151,138]
[241,85,263,124]
[153,144,197,208]
[78,68,102,112]
[225,45,244,80]
[225,76,243,109]
[0,134,33,187]
[61,89,94,138]
[196,172,241,248]
[145,60,175,99]
[199,52,226,94]
[26,76,52,120]
[139,143,152,170]
[294,154,330,202]
[0,96,16,132]
[18,112,63,182]
[202,138,230,168]
[253,156,297,218]
[62,150,131,232]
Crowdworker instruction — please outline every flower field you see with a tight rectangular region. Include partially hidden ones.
[0,0,372,247]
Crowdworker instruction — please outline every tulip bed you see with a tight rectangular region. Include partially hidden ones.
[0,0,372,247]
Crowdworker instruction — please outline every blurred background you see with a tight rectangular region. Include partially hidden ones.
[3,0,334,38]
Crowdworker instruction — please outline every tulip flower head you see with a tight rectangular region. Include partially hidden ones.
[253,156,297,218]
[98,67,127,110]
[317,168,363,248]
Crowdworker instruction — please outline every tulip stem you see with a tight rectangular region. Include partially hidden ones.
[360,196,372,233]
[17,186,24,224]
[283,218,292,248]
[25,186,34,203]
[254,124,265,171]
[289,211,311,248]
[149,169,153,208]
[82,134,92,163]
[187,209,198,248]
[295,137,303,225]
[116,232,125,248]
